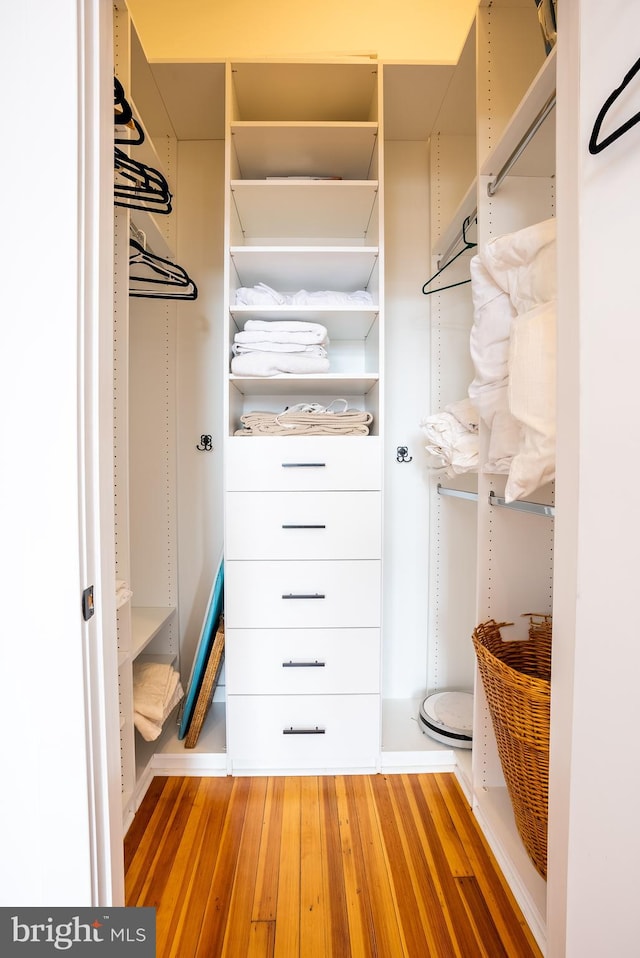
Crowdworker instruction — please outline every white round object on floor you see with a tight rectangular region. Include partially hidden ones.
[418,690,473,748]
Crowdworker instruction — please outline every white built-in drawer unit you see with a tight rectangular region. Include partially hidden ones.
[226,693,380,771]
[225,490,381,560]
[225,436,381,491]
[225,627,380,694]
[223,60,383,773]
[225,559,380,629]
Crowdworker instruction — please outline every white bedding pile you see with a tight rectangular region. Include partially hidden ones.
[234,282,373,308]
[133,661,184,742]
[420,398,479,476]
[231,319,330,376]
[468,217,557,502]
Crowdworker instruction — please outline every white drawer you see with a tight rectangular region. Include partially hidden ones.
[225,560,380,628]
[226,436,381,491]
[225,491,381,560]
[227,693,380,771]
[225,628,380,694]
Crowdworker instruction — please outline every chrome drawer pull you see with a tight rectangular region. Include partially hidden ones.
[282,660,326,668]
[281,523,326,529]
[282,593,325,599]
[281,462,326,468]
[283,726,326,735]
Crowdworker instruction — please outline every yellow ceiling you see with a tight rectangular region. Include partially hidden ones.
[127,0,479,64]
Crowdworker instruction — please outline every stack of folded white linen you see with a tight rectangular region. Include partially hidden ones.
[234,282,373,308]
[235,400,373,436]
[420,398,479,476]
[133,660,184,742]
[231,319,330,376]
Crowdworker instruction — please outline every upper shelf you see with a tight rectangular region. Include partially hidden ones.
[231,180,378,240]
[480,47,556,180]
[231,123,378,180]
[229,247,379,291]
[230,61,379,123]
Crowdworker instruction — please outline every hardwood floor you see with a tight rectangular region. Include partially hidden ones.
[125,773,542,957]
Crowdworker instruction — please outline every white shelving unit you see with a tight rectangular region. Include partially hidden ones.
[113,8,183,830]
[223,59,384,774]
[428,2,556,951]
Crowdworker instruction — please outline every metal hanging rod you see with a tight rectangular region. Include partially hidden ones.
[437,483,479,502]
[437,209,478,268]
[487,92,556,197]
[489,492,555,518]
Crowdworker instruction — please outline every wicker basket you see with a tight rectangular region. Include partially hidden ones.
[472,616,552,879]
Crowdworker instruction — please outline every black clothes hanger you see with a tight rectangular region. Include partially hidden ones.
[129,239,198,300]
[589,54,640,154]
[114,77,145,146]
[422,214,477,296]
[115,148,173,214]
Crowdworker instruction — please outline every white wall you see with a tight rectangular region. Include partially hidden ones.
[176,141,226,684]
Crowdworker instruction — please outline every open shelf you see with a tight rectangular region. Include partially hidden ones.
[231,122,378,179]
[230,247,379,290]
[131,606,176,659]
[229,372,380,398]
[231,180,378,240]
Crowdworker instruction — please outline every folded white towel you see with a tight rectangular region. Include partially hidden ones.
[444,398,479,433]
[232,342,328,357]
[134,677,184,742]
[133,661,181,724]
[234,329,329,347]
[243,319,328,342]
[231,351,330,376]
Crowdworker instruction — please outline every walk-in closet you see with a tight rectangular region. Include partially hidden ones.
[5,1,640,956]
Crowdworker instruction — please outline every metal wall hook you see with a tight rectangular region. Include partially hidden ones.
[196,434,213,451]
[396,446,412,463]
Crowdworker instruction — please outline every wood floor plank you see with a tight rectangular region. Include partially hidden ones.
[221,777,269,958]
[247,921,276,958]
[300,777,328,958]
[273,777,301,958]
[125,774,543,958]
[161,777,236,958]
[251,776,285,922]
[343,775,407,957]
[433,773,542,958]
[333,775,375,958]
[415,772,474,877]
[319,777,352,958]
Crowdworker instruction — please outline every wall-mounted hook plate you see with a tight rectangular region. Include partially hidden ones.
[396,445,412,463]
[196,434,213,451]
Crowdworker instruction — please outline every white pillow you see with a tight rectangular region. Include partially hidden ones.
[481,217,557,315]
[468,256,516,394]
[504,301,556,502]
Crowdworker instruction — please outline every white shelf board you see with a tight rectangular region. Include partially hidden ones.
[230,305,379,340]
[131,605,176,659]
[230,246,379,291]
[231,122,378,179]
[229,372,379,398]
[473,786,547,953]
[231,180,378,240]
[480,47,556,180]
